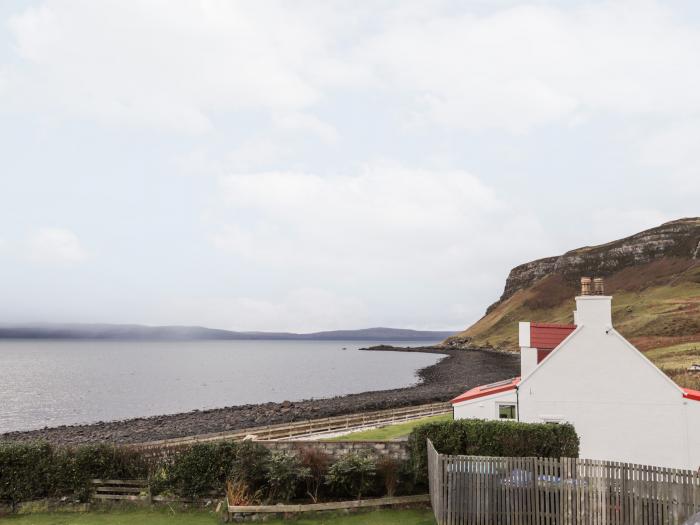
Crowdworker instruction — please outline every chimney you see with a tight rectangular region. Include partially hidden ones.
[574,276,612,328]
[580,277,592,296]
[593,277,605,295]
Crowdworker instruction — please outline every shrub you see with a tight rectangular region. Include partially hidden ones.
[229,441,270,492]
[0,441,52,509]
[68,444,147,500]
[375,456,400,497]
[299,447,331,503]
[0,441,147,505]
[325,452,376,500]
[408,419,579,482]
[264,452,309,502]
[226,479,259,506]
[169,441,238,499]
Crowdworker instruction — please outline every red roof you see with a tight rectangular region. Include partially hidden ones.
[530,322,576,350]
[451,377,520,405]
[682,388,700,402]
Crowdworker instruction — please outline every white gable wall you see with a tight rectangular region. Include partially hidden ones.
[518,325,696,469]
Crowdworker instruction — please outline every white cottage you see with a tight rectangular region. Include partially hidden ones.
[452,278,700,470]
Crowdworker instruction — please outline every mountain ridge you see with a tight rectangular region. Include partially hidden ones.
[0,323,456,341]
[444,218,700,388]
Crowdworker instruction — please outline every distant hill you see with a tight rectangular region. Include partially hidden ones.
[444,217,700,389]
[0,324,455,342]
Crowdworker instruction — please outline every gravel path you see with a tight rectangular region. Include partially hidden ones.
[0,346,518,446]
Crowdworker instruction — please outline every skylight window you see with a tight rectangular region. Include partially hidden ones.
[479,378,514,391]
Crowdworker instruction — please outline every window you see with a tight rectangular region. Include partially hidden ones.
[498,403,517,420]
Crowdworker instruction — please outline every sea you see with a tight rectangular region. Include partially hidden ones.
[0,339,443,433]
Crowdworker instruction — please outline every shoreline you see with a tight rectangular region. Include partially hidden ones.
[0,346,518,446]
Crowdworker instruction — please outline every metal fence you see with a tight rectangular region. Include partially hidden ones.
[427,439,700,525]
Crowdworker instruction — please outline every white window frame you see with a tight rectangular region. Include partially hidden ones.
[496,402,517,420]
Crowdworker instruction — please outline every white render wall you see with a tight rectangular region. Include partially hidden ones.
[453,391,517,421]
[518,325,698,469]
[686,400,700,470]
[453,294,700,471]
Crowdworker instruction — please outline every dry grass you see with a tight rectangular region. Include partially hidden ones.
[644,342,700,389]
[225,479,258,506]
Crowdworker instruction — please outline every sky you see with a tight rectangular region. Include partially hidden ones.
[1,0,699,332]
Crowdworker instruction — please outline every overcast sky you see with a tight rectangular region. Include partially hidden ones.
[1,1,699,332]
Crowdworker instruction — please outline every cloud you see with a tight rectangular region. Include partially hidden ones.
[7,1,700,137]
[587,209,672,244]
[26,228,88,265]
[209,163,555,327]
[212,163,504,263]
[357,2,700,132]
[637,119,700,192]
[4,1,358,133]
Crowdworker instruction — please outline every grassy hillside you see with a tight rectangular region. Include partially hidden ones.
[445,220,700,389]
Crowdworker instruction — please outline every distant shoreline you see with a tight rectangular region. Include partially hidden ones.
[0,324,456,342]
[0,345,518,446]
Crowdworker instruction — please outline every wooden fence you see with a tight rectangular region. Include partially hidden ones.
[427,440,700,525]
[130,402,450,452]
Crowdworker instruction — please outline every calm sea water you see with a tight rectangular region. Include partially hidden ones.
[0,339,443,433]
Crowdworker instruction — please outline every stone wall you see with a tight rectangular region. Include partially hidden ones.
[136,438,409,463]
[256,440,409,461]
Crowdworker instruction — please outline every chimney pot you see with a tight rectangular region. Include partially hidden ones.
[580,277,592,296]
[593,277,605,295]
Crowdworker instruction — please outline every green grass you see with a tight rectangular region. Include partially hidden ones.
[324,413,452,442]
[646,342,700,362]
[2,509,436,525]
[1,509,217,525]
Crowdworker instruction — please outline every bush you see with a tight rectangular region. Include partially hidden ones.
[0,441,147,506]
[299,447,331,503]
[168,441,238,499]
[229,441,270,492]
[264,452,309,502]
[325,452,376,500]
[375,457,400,497]
[68,444,147,500]
[0,441,52,509]
[408,419,579,482]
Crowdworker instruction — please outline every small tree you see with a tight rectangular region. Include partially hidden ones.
[230,441,270,492]
[376,456,400,497]
[299,447,331,503]
[325,452,376,500]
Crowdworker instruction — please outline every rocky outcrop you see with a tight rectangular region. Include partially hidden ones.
[497,218,700,305]
[450,217,700,354]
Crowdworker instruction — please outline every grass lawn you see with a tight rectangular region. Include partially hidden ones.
[324,413,452,441]
[2,509,436,525]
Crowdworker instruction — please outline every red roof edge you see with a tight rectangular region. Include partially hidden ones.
[451,377,520,405]
[682,388,700,402]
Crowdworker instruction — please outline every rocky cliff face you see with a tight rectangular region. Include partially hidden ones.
[448,218,700,358]
[497,218,700,306]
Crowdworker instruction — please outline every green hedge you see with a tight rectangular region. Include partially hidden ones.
[408,419,579,481]
[0,441,147,508]
[1,439,431,506]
